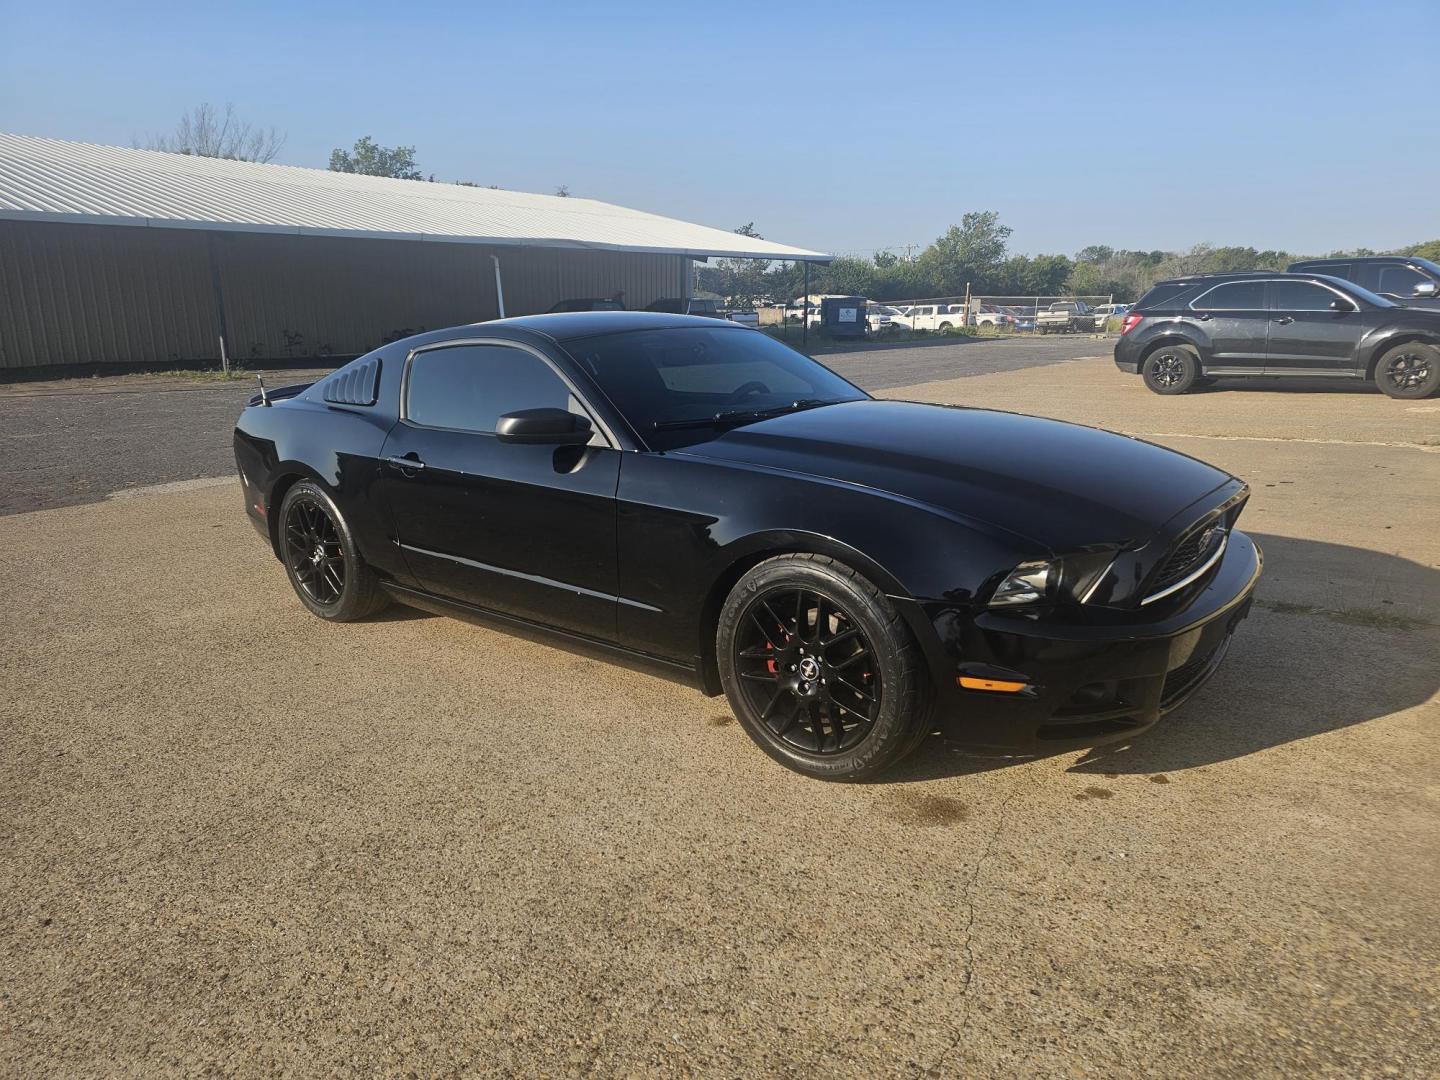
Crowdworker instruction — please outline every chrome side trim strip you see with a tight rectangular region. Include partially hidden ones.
[398,542,663,612]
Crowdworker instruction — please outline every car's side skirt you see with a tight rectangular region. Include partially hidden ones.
[378,581,709,693]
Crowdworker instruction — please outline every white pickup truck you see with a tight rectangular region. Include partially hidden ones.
[892,303,965,332]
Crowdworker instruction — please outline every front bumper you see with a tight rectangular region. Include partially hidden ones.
[898,530,1262,755]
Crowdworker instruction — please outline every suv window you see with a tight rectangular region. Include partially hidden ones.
[1135,283,1192,309]
[1375,264,1432,298]
[406,344,582,433]
[1269,280,1338,311]
[1190,281,1266,310]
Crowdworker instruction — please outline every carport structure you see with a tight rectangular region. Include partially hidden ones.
[0,133,829,372]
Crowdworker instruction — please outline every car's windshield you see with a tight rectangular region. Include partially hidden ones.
[564,326,868,450]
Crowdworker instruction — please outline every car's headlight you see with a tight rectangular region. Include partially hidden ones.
[989,560,1053,606]
[988,552,1117,608]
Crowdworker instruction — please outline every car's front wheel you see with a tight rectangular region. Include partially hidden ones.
[1375,342,1440,399]
[278,480,389,621]
[716,555,930,780]
[1142,344,1201,394]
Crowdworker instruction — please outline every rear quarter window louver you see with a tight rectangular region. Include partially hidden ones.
[321,358,381,406]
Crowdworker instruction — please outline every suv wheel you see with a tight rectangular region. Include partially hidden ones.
[1142,344,1201,395]
[1375,343,1440,399]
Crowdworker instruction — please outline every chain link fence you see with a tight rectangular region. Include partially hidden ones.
[872,295,1116,335]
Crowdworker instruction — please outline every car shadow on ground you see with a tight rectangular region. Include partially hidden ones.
[1199,377,1383,395]
[885,533,1439,782]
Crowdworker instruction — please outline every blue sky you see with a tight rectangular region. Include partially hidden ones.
[2,0,1436,258]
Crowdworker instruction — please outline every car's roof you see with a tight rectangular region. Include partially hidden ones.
[486,310,742,341]
[1290,255,1412,265]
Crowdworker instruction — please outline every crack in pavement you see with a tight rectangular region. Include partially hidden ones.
[913,781,1026,1079]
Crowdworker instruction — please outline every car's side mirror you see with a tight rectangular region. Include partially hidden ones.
[1412,281,1438,298]
[495,408,593,445]
[1329,298,1356,312]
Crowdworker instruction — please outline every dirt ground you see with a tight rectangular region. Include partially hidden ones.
[1,359,1436,1077]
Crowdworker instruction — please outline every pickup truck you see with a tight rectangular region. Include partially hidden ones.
[892,303,965,332]
[1035,301,1102,334]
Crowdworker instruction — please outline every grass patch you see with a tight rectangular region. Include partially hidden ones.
[138,367,253,382]
[1257,598,1432,632]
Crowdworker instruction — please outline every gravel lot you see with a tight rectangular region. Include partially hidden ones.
[1,355,1437,1076]
[0,337,1101,516]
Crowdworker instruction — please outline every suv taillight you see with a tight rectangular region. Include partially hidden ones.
[1120,313,1143,335]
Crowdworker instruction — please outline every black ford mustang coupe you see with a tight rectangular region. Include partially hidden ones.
[235,313,1261,779]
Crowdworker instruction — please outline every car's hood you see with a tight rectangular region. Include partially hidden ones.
[675,400,1232,553]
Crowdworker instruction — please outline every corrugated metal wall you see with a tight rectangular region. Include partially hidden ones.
[0,219,687,370]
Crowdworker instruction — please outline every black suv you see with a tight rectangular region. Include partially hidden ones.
[1286,256,1440,308]
[1114,272,1440,399]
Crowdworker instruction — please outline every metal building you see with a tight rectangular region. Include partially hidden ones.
[0,133,828,372]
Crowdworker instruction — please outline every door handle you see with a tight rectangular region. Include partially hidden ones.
[385,455,426,473]
[1274,316,1294,325]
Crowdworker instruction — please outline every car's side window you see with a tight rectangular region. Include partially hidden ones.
[1268,281,1338,311]
[1190,281,1266,310]
[405,344,591,436]
[1375,264,1430,298]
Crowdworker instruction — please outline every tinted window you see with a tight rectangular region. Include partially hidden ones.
[406,344,578,433]
[1135,283,1191,309]
[1375,264,1431,297]
[1191,281,1266,310]
[565,326,866,450]
[1269,281,1339,311]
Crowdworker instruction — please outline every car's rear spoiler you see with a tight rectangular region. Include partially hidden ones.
[247,381,312,408]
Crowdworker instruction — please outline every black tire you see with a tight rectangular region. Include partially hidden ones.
[1142,343,1201,395]
[1374,342,1440,400]
[716,554,929,781]
[278,480,389,621]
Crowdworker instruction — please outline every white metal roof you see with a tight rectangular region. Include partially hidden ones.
[0,132,830,262]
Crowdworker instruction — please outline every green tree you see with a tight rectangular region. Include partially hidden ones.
[916,211,1013,295]
[328,137,423,179]
[818,256,877,297]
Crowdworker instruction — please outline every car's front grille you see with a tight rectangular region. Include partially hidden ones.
[1142,519,1228,605]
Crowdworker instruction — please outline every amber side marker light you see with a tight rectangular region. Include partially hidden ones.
[957,676,1028,693]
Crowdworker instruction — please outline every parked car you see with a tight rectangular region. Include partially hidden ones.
[235,312,1261,779]
[644,297,728,319]
[971,303,1017,329]
[1036,301,1101,333]
[1286,256,1440,309]
[1114,271,1440,399]
[547,297,625,313]
[866,304,902,334]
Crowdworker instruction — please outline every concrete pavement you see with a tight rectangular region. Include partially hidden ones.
[1,361,1436,1077]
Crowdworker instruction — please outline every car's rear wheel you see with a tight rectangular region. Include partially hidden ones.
[279,481,389,621]
[1142,344,1201,395]
[716,555,929,781]
[1375,342,1440,399]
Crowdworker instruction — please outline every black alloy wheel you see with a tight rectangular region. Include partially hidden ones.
[1142,344,1200,395]
[716,554,929,780]
[733,586,881,755]
[284,496,346,606]
[277,480,389,621]
[1376,343,1440,400]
